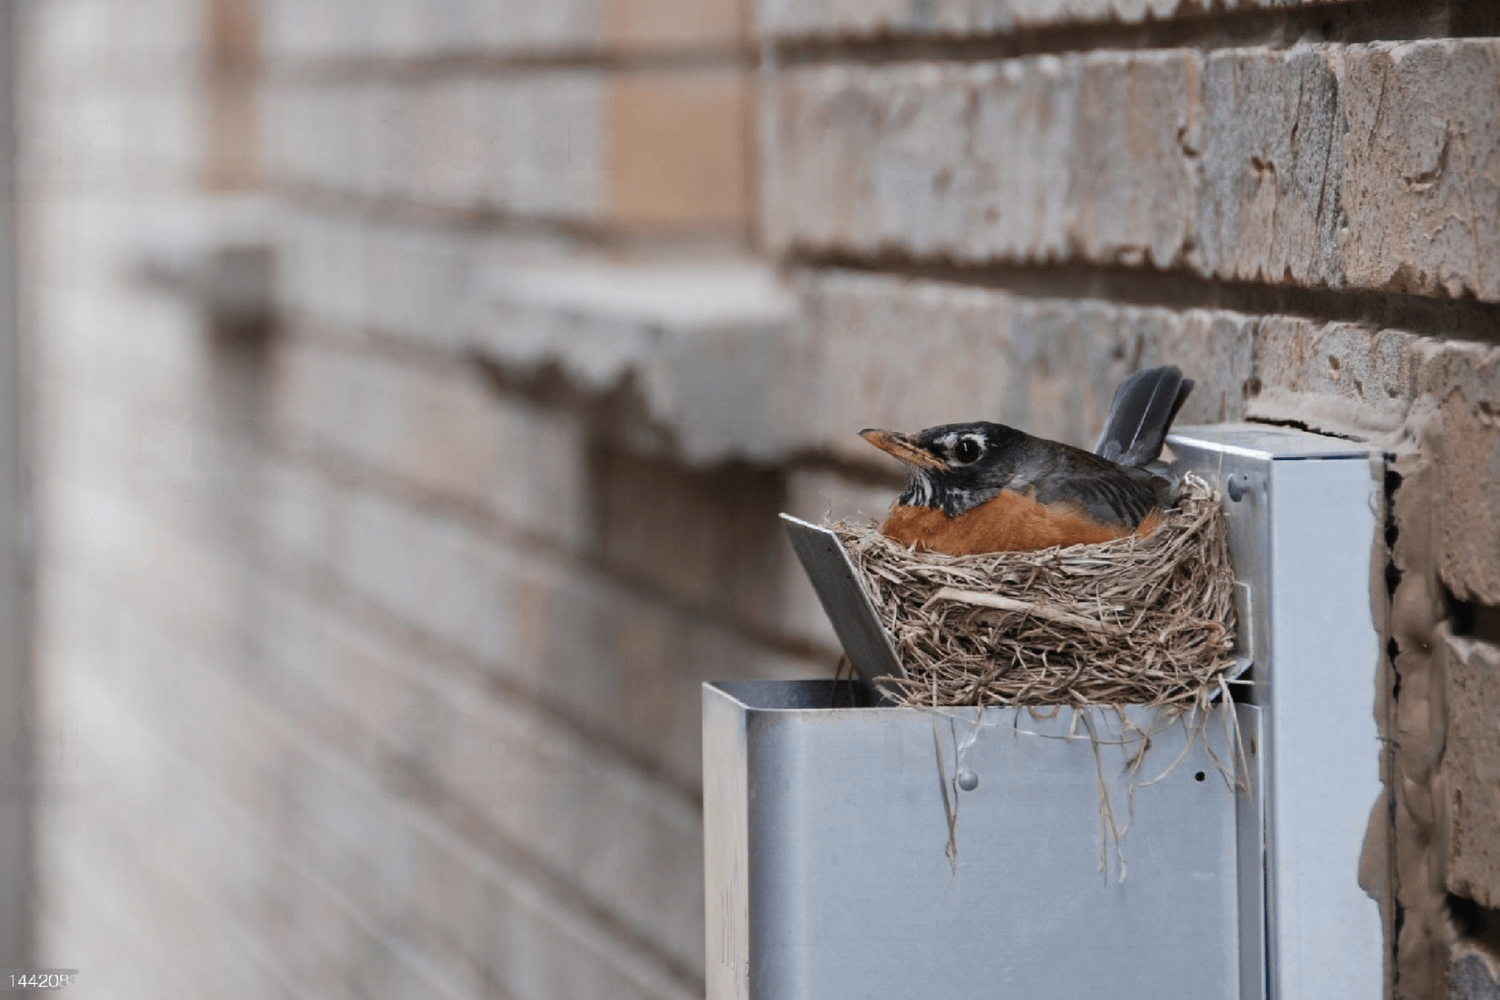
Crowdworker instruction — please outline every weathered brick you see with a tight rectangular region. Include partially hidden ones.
[27,0,203,77]
[19,81,207,195]
[33,858,200,1000]
[1248,318,1421,434]
[764,40,1500,301]
[258,462,345,571]
[263,75,607,217]
[792,269,1255,461]
[267,68,753,230]
[1413,339,1500,605]
[470,258,799,464]
[49,426,810,792]
[261,0,600,60]
[36,681,310,999]
[1197,46,1343,287]
[262,0,741,60]
[331,487,819,785]
[1443,631,1500,911]
[276,213,500,349]
[266,327,829,652]
[265,335,592,549]
[248,586,707,978]
[756,0,1342,42]
[204,79,260,191]
[52,565,707,988]
[765,54,1197,266]
[1341,42,1500,301]
[588,444,790,640]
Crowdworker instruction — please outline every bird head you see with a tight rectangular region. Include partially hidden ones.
[859,422,1023,515]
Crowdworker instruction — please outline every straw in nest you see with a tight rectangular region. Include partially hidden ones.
[833,471,1238,712]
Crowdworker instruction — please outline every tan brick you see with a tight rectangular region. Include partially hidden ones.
[457,0,601,56]
[1443,631,1500,911]
[43,477,712,988]
[203,78,260,192]
[604,0,743,51]
[50,700,482,1000]
[276,213,590,353]
[606,68,750,230]
[207,0,257,70]
[258,462,345,571]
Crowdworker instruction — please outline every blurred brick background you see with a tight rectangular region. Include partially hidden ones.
[12,0,1500,997]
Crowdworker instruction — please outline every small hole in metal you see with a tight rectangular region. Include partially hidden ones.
[1194,771,1206,782]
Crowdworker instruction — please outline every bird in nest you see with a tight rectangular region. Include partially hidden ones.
[859,366,1194,556]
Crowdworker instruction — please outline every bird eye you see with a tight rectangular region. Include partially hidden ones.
[953,437,982,463]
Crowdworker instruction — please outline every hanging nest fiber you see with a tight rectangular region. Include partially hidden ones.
[832,472,1238,711]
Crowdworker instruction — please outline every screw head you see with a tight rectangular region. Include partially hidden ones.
[957,769,979,791]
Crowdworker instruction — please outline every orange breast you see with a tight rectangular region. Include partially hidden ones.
[881,491,1159,556]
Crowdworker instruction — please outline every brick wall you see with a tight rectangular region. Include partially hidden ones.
[18,0,1500,999]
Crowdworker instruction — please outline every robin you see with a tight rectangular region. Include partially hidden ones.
[860,366,1194,556]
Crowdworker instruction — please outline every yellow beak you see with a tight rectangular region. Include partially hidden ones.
[859,428,945,470]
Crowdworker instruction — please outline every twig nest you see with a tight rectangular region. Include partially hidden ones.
[833,472,1237,710]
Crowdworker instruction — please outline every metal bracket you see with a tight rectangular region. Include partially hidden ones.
[780,514,905,682]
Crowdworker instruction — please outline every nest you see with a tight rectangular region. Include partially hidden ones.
[833,472,1238,711]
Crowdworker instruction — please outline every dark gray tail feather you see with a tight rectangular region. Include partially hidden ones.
[1093,366,1194,468]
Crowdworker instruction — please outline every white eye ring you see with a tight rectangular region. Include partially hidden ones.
[953,436,983,463]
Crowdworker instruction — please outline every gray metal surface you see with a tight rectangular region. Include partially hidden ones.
[705,680,1258,1000]
[1169,424,1383,1000]
[780,514,905,682]
[0,0,30,967]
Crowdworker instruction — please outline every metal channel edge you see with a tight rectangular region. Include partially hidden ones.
[779,514,905,682]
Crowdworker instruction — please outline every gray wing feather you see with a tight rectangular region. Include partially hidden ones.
[1021,447,1161,529]
[1094,366,1194,468]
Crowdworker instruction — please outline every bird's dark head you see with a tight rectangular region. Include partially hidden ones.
[859,422,1025,515]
